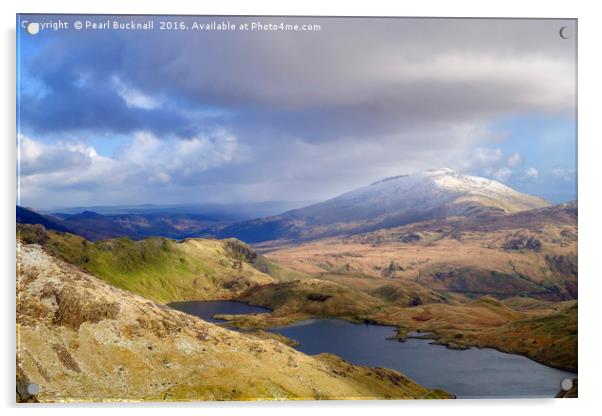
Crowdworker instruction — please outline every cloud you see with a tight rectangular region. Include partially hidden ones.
[112,76,162,110]
[117,130,241,184]
[18,130,242,207]
[20,16,575,142]
[17,16,577,207]
[472,147,503,165]
[493,167,512,182]
[18,135,96,176]
[467,148,533,184]
[553,167,577,181]
[507,152,522,167]
[525,166,539,178]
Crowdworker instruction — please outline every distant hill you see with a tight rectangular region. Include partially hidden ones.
[17,206,232,241]
[207,168,550,243]
[16,206,71,233]
[44,201,313,219]
[17,201,314,242]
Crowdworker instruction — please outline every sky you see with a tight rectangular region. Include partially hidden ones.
[17,15,577,209]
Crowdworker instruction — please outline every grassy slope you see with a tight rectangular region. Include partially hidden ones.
[17,224,274,303]
[218,278,385,328]
[465,303,578,371]
[216,274,451,329]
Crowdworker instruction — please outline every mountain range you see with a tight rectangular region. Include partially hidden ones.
[207,168,550,243]
[17,168,551,244]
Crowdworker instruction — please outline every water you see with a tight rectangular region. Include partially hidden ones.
[168,300,270,323]
[170,301,576,398]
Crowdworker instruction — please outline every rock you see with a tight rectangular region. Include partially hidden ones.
[382,260,405,278]
[400,232,422,243]
[306,293,331,302]
[503,235,542,251]
[224,239,258,263]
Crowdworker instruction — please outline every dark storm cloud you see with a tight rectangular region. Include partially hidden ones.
[18,16,577,207]
[20,16,575,140]
[20,35,200,137]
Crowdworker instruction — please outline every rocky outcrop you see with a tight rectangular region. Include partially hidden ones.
[503,235,542,251]
[382,260,405,278]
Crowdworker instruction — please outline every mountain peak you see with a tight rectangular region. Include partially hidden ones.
[211,169,550,243]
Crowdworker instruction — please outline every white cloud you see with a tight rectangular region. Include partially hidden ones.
[472,147,503,164]
[19,135,97,176]
[493,167,512,182]
[507,152,522,167]
[112,76,162,110]
[119,130,240,180]
[553,167,576,181]
[19,130,241,207]
[525,166,539,178]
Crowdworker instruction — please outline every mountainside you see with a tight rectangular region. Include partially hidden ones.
[17,242,448,402]
[16,224,285,303]
[209,168,550,244]
[265,202,578,301]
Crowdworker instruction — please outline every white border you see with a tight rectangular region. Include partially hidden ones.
[3,1,601,415]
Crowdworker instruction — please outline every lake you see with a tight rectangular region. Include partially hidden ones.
[169,300,576,398]
[169,300,271,323]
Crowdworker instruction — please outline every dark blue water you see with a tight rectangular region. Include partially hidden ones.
[170,301,576,398]
[168,300,270,323]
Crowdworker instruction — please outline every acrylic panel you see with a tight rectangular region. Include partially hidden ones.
[16,14,577,402]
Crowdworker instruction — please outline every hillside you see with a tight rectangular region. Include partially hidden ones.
[265,202,577,301]
[367,298,577,372]
[17,242,449,402]
[209,168,549,243]
[17,224,280,303]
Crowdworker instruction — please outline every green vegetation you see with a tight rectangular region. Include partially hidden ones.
[251,254,311,281]
[217,278,385,329]
[363,296,577,371]
[17,224,273,303]
[487,303,577,371]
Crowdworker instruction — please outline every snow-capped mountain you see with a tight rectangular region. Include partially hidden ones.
[287,168,548,223]
[210,168,550,243]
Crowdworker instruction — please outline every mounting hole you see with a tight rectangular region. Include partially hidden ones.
[560,378,573,391]
[26,22,40,35]
[26,383,39,395]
